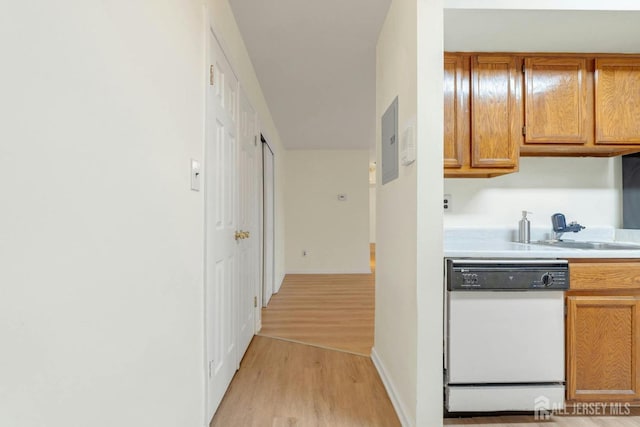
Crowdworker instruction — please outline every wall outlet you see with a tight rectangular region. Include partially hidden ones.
[444,194,452,211]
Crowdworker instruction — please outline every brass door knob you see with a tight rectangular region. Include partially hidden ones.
[235,230,251,240]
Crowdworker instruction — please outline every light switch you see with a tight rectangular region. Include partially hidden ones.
[191,159,201,191]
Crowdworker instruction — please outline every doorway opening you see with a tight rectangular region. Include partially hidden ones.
[257,155,375,356]
[369,161,376,273]
[262,135,275,307]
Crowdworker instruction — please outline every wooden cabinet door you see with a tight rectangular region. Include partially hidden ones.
[596,58,640,144]
[471,55,521,168]
[567,295,640,401]
[524,57,590,145]
[443,54,468,169]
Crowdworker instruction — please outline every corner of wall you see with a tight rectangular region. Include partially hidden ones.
[374,0,419,423]
[371,347,414,427]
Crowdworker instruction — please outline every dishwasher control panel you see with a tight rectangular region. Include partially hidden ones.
[447,259,569,291]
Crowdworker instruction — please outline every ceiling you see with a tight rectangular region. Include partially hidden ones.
[229,0,390,151]
[229,3,640,152]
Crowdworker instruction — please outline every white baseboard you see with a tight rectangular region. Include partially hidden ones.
[273,273,286,293]
[371,347,413,427]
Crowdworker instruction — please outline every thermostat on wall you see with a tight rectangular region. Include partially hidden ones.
[400,116,416,166]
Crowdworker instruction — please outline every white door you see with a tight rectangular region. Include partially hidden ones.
[262,142,275,306]
[237,89,259,357]
[205,33,238,419]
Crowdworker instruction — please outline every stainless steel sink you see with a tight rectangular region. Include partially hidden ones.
[531,240,640,250]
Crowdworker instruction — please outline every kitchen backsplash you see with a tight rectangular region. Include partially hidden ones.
[444,157,622,229]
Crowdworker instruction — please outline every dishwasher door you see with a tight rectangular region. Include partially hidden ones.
[447,291,565,384]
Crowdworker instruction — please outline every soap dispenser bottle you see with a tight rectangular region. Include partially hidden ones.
[519,211,531,243]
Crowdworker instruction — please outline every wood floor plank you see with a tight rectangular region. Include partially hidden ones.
[210,336,400,427]
[259,273,374,355]
[444,407,640,426]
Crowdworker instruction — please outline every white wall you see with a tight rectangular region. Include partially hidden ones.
[284,150,370,274]
[208,0,288,290]
[444,157,622,229]
[416,0,445,425]
[370,185,377,243]
[1,1,287,426]
[1,1,205,426]
[374,0,419,424]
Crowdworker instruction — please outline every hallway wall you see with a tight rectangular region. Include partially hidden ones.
[1,1,206,426]
[284,150,370,274]
[374,0,419,424]
[370,184,377,243]
[1,1,287,426]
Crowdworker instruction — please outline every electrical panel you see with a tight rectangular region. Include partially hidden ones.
[381,97,398,185]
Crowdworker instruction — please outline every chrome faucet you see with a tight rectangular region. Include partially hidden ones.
[551,213,585,240]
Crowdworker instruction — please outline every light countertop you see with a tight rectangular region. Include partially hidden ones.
[444,227,640,259]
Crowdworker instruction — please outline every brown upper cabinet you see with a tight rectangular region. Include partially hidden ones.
[443,54,466,169]
[596,58,640,145]
[523,57,591,146]
[472,55,521,168]
[444,53,640,175]
[519,54,640,156]
[444,53,521,178]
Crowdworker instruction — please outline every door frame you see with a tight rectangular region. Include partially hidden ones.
[237,85,261,355]
[261,134,275,309]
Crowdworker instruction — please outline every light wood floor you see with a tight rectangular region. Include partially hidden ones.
[444,408,640,426]
[210,335,400,427]
[259,273,374,356]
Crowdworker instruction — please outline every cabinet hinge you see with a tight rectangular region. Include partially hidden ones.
[254,296,258,308]
[209,65,215,86]
[522,126,527,136]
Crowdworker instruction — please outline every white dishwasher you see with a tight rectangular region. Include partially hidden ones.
[445,259,568,413]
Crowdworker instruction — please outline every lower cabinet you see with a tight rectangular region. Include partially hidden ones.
[566,295,640,401]
[566,260,640,403]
